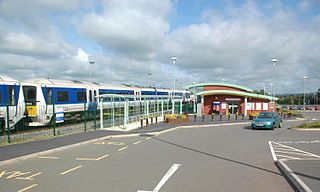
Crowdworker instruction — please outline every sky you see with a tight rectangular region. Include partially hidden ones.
[0,0,319,94]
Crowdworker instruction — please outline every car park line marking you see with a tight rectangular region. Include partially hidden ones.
[38,156,59,159]
[76,154,109,161]
[17,184,38,192]
[276,155,301,160]
[133,140,142,145]
[16,172,42,180]
[60,165,82,175]
[274,150,320,157]
[138,164,181,192]
[145,137,152,140]
[268,141,277,161]
[118,146,128,152]
[4,171,31,179]
[277,140,320,144]
[278,160,312,192]
[94,141,125,145]
[269,141,320,161]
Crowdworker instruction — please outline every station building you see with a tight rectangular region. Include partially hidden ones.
[186,83,277,116]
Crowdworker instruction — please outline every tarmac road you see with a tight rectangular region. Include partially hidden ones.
[1,119,311,192]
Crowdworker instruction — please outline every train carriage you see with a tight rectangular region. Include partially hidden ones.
[0,75,25,131]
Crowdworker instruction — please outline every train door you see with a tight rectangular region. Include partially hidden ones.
[88,88,97,111]
[23,86,37,117]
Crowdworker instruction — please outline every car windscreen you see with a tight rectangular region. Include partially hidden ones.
[258,113,273,118]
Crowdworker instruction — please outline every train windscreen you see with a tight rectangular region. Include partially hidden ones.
[23,86,37,105]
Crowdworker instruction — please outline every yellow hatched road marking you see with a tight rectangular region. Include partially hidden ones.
[16,172,42,180]
[17,184,38,192]
[60,165,82,175]
[76,154,109,161]
[38,156,59,159]
[118,146,128,151]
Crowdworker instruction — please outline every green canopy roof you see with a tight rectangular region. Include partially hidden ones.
[186,82,253,92]
[196,90,278,101]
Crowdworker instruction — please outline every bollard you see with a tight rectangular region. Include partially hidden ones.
[156,114,158,124]
[164,113,166,123]
[235,113,238,120]
[242,114,244,120]
[194,114,196,122]
[150,114,153,125]
[228,114,230,121]
[284,113,286,119]
[220,113,222,121]
[202,114,205,122]
[211,113,214,122]
[146,116,149,127]
[141,117,144,127]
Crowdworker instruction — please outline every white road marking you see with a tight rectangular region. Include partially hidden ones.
[279,160,312,192]
[17,184,38,192]
[275,150,319,157]
[269,141,320,161]
[276,154,301,160]
[138,164,181,192]
[145,137,152,140]
[268,141,278,161]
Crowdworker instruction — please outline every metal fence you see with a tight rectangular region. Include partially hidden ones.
[0,96,193,146]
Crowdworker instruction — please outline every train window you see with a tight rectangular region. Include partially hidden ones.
[57,91,69,102]
[23,86,37,104]
[46,88,52,104]
[77,91,87,102]
[89,90,92,102]
[94,90,97,102]
[8,86,15,105]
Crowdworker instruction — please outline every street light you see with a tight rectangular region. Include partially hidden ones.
[193,82,196,114]
[171,57,178,114]
[148,73,152,87]
[271,59,278,112]
[89,61,94,81]
[303,75,308,110]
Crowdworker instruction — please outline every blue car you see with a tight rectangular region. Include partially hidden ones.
[251,112,282,130]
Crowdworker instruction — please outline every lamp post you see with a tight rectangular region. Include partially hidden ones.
[89,61,94,81]
[148,73,151,87]
[303,75,308,110]
[193,82,196,114]
[271,59,278,112]
[171,57,178,114]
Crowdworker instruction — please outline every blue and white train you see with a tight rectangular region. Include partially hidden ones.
[20,78,191,126]
[0,75,25,130]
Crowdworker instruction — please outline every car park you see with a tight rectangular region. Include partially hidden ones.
[251,112,282,130]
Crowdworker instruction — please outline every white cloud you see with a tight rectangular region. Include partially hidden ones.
[0,0,319,93]
[76,0,172,60]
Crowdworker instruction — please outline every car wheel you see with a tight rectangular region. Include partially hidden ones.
[279,122,282,128]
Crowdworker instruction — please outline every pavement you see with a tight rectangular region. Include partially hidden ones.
[0,113,319,192]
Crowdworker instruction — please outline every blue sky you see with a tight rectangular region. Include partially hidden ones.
[0,0,319,93]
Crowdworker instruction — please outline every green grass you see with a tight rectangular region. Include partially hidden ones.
[297,121,320,129]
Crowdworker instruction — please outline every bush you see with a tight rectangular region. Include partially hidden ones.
[282,109,303,118]
[298,121,320,128]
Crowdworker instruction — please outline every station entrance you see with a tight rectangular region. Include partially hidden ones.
[228,103,239,115]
